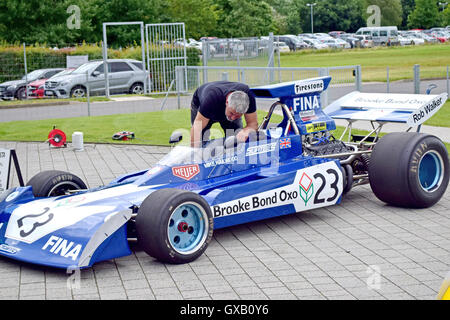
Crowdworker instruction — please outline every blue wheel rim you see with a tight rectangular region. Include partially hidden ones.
[167,202,208,255]
[418,151,443,192]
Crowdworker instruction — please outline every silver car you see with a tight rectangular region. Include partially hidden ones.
[44,59,147,98]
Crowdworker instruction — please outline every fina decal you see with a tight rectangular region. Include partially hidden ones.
[279,138,291,149]
[172,164,200,180]
[42,235,83,261]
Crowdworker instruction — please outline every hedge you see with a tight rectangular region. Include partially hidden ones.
[0,42,201,88]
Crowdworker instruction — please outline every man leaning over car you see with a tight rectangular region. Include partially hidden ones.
[190,81,258,148]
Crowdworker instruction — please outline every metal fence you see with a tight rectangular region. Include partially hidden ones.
[175,65,360,107]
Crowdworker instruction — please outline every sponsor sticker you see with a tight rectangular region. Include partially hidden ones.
[294,80,324,95]
[306,122,327,133]
[0,244,19,254]
[407,94,446,127]
[172,164,200,181]
[246,142,277,156]
[299,173,314,205]
[42,235,82,261]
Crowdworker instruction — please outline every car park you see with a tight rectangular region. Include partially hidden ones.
[275,35,308,51]
[1,76,447,268]
[0,68,64,100]
[44,59,147,98]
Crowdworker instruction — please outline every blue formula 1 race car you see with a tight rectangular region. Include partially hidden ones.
[0,76,448,269]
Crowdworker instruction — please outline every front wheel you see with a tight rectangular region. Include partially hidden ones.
[27,170,87,197]
[369,132,449,208]
[136,188,213,264]
[70,85,87,98]
[130,82,144,95]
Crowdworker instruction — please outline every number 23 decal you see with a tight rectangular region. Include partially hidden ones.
[313,168,341,204]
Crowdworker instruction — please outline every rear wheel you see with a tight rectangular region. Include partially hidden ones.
[369,132,449,208]
[136,188,213,264]
[27,170,87,197]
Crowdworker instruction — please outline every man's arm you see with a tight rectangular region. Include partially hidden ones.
[236,111,258,142]
[191,111,210,148]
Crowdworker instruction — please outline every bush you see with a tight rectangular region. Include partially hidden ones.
[0,42,201,85]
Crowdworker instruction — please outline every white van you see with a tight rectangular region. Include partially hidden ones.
[356,26,399,46]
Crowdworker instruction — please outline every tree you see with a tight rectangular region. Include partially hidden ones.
[440,4,450,26]
[408,0,440,29]
[215,0,276,38]
[286,0,364,34]
[167,0,219,39]
[401,0,416,28]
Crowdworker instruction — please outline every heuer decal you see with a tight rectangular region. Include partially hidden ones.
[42,235,83,261]
[172,164,200,180]
[212,161,343,217]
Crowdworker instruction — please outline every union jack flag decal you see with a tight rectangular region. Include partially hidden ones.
[279,138,291,149]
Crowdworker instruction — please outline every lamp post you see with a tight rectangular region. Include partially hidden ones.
[306,3,317,34]
[439,1,448,11]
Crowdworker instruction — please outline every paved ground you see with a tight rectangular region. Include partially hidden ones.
[0,140,448,300]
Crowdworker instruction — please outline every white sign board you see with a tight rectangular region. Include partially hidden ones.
[66,55,89,69]
[0,148,11,193]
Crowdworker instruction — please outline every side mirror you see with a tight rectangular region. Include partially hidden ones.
[169,131,183,144]
[92,71,100,77]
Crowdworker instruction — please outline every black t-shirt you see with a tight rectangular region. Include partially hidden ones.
[192,81,257,122]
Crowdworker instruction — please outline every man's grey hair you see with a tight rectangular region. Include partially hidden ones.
[227,91,250,114]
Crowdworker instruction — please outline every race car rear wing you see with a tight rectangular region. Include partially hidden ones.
[323,91,448,143]
[324,91,448,127]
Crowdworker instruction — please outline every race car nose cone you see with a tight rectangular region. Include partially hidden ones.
[177,221,189,232]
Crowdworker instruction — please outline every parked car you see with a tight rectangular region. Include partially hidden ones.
[301,38,329,50]
[273,41,290,53]
[28,68,74,98]
[319,38,348,49]
[275,35,308,51]
[44,59,147,98]
[399,32,425,45]
[356,26,399,46]
[328,31,345,38]
[338,34,361,48]
[0,68,64,100]
[406,30,438,43]
[354,35,374,48]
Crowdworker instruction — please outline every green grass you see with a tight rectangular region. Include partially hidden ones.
[1,109,449,153]
[210,43,450,82]
[424,100,450,127]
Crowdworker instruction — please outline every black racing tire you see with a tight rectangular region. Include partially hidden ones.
[26,170,87,197]
[70,85,87,98]
[136,188,214,264]
[369,132,449,208]
[341,164,353,195]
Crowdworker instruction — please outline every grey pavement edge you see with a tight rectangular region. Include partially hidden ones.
[0,140,448,300]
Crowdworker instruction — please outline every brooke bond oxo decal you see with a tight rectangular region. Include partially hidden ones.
[172,164,200,181]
